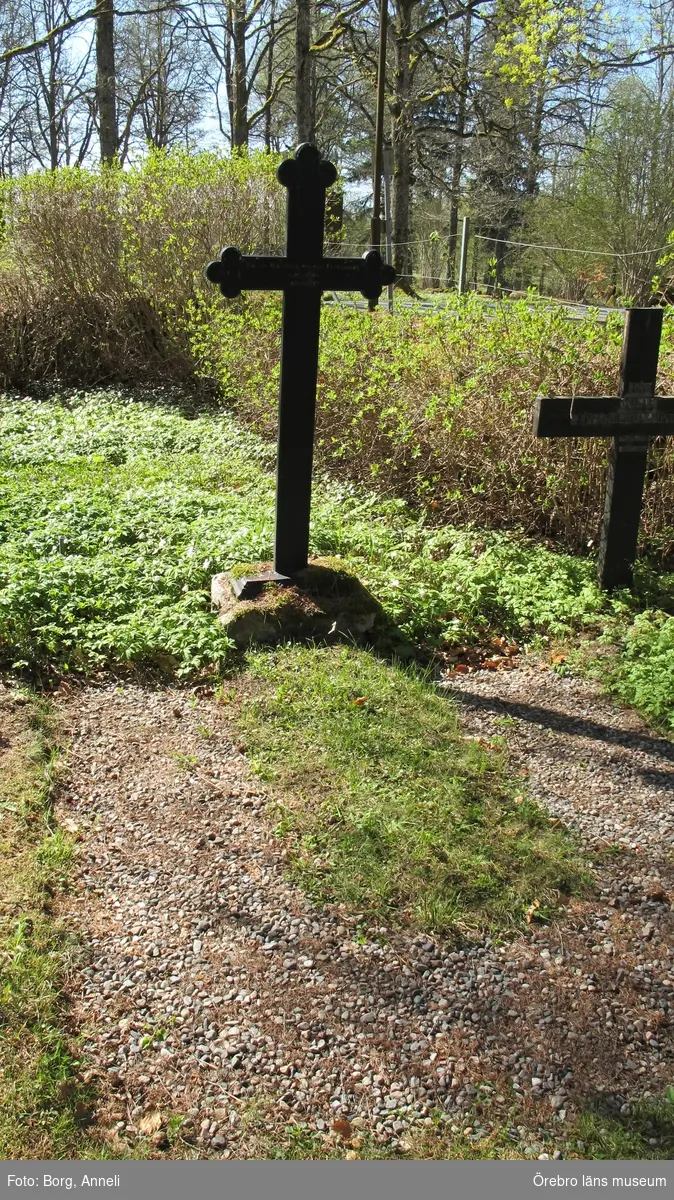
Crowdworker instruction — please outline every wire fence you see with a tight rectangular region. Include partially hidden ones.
[320,234,672,257]
[325,290,623,321]
[472,235,672,259]
[320,230,672,304]
[261,227,672,309]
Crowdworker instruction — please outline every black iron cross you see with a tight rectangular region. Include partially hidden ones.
[533,307,674,589]
[205,142,395,598]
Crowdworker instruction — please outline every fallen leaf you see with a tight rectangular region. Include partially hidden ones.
[61,818,80,835]
[352,698,368,707]
[525,900,541,924]
[345,1150,358,1160]
[550,653,566,664]
[453,664,469,674]
[138,1110,163,1135]
[332,1118,353,1140]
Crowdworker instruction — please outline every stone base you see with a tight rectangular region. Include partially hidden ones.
[211,558,384,650]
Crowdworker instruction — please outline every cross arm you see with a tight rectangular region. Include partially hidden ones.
[533,395,674,438]
[205,246,395,301]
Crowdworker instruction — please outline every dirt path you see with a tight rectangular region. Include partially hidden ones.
[55,664,674,1159]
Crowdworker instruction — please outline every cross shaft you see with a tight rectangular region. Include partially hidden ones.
[205,144,395,588]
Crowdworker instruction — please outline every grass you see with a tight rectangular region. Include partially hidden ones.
[400,1094,674,1161]
[0,689,100,1159]
[0,386,672,730]
[233,643,587,934]
[570,1096,674,1160]
[218,1091,674,1160]
[229,1104,392,1160]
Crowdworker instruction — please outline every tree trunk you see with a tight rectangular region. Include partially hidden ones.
[96,0,117,165]
[524,79,546,197]
[232,0,248,148]
[391,0,414,289]
[446,9,471,286]
[263,0,276,151]
[295,0,315,143]
[48,41,59,170]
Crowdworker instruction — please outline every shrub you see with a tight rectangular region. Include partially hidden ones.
[196,292,674,559]
[0,149,284,387]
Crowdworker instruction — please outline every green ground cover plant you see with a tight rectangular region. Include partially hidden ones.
[199,1091,674,1159]
[1,155,673,564]
[0,387,672,728]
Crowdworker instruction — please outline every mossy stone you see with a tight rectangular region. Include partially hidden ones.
[211,557,385,649]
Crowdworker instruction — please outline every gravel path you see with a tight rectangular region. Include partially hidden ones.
[439,662,674,855]
[55,666,674,1159]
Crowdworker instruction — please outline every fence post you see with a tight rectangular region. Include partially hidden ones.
[383,143,394,313]
[458,215,469,296]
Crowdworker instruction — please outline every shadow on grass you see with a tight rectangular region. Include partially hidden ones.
[25,378,223,419]
[573,1091,674,1160]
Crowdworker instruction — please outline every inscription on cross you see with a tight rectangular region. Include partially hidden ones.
[206,142,395,598]
[533,307,674,589]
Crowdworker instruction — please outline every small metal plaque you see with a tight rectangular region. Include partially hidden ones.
[232,571,293,601]
[571,404,664,428]
[566,394,674,433]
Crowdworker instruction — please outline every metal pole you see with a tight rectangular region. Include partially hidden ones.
[368,0,388,310]
[458,215,469,296]
[383,142,393,312]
